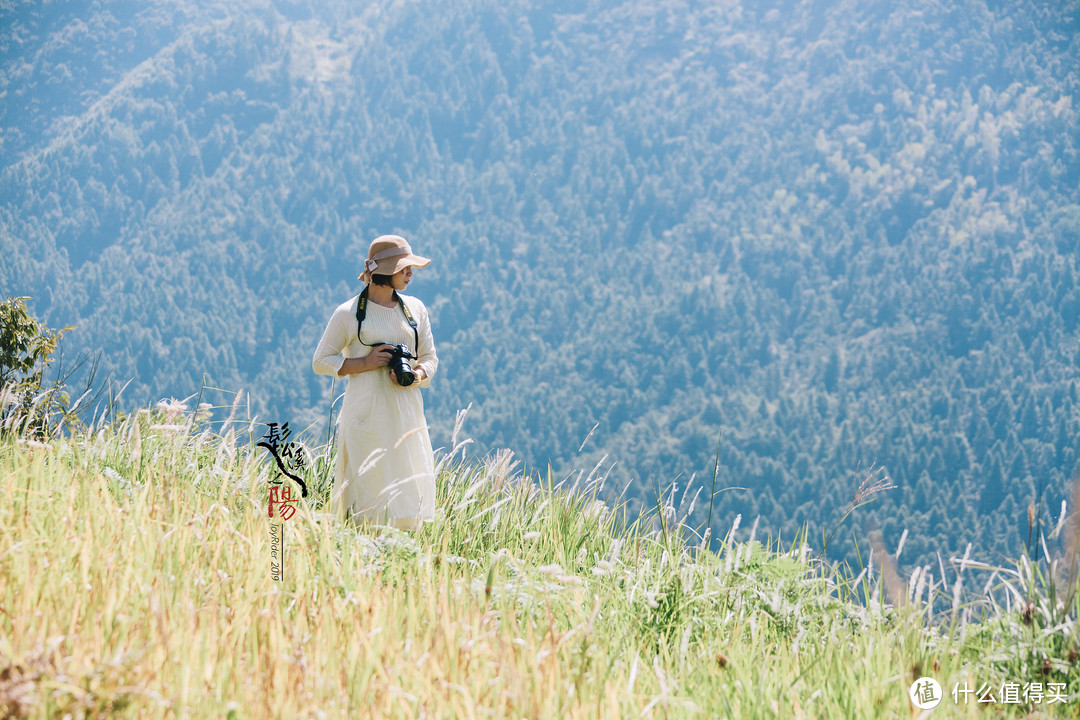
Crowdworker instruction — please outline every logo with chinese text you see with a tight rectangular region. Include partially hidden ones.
[258,421,308,504]
[910,677,942,710]
[259,421,307,582]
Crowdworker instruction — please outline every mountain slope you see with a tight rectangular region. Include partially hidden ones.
[2,0,1079,568]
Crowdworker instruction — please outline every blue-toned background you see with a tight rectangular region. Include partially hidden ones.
[2,0,1079,568]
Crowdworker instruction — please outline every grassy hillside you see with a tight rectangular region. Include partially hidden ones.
[2,0,1080,575]
[2,409,1079,718]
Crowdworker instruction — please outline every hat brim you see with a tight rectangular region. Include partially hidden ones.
[357,253,431,280]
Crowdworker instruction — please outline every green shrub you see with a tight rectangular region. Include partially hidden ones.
[0,295,72,438]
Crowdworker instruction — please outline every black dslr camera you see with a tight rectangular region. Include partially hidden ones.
[380,343,418,386]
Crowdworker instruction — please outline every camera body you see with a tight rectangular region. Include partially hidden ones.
[379,343,418,386]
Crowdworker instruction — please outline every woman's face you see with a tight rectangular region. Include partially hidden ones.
[391,266,413,291]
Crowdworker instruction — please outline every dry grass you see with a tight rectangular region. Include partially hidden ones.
[1,409,1077,718]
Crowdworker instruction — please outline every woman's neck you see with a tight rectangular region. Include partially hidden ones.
[368,284,398,307]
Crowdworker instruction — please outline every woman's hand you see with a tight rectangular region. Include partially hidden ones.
[336,345,394,377]
[364,345,394,371]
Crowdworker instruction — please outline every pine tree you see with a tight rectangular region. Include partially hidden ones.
[980,455,1005,513]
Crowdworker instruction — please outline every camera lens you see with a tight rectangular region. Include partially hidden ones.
[392,354,415,386]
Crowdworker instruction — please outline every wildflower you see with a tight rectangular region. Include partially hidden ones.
[1021,600,1036,626]
[592,560,615,577]
[523,531,541,542]
[149,424,186,434]
[538,563,563,575]
[586,499,609,523]
[662,502,676,528]
[103,466,126,485]
[848,465,896,508]
[155,398,187,422]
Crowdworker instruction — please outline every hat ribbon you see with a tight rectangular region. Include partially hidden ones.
[370,245,412,262]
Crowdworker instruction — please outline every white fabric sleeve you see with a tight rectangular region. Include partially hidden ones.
[312,305,349,377]
[414,300,438,388]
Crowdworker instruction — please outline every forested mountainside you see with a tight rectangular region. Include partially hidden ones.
[2,0,1078,569]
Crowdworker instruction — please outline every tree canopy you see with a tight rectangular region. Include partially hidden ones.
[2,0,1079,569]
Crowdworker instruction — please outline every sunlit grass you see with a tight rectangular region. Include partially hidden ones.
[1,406,1078,718]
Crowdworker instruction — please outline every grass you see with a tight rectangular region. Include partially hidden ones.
[1,403,1079,718]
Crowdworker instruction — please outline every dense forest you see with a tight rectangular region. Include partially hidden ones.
[2,0,1079,570]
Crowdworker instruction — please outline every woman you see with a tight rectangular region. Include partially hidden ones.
[312,234,439,531]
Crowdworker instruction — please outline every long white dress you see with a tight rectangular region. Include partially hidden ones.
[311,293,439,525]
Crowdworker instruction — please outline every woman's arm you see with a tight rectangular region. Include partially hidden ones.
[312,300,394,378]
[413,300,438,388]
[338,351,391,377]
[312,306,349,377]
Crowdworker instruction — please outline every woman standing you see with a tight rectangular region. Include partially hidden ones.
[312,235,439,531]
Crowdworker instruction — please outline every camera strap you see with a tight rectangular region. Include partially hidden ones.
[355,286,419,355]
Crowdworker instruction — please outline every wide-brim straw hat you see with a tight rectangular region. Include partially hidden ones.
[358,235,431,282]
